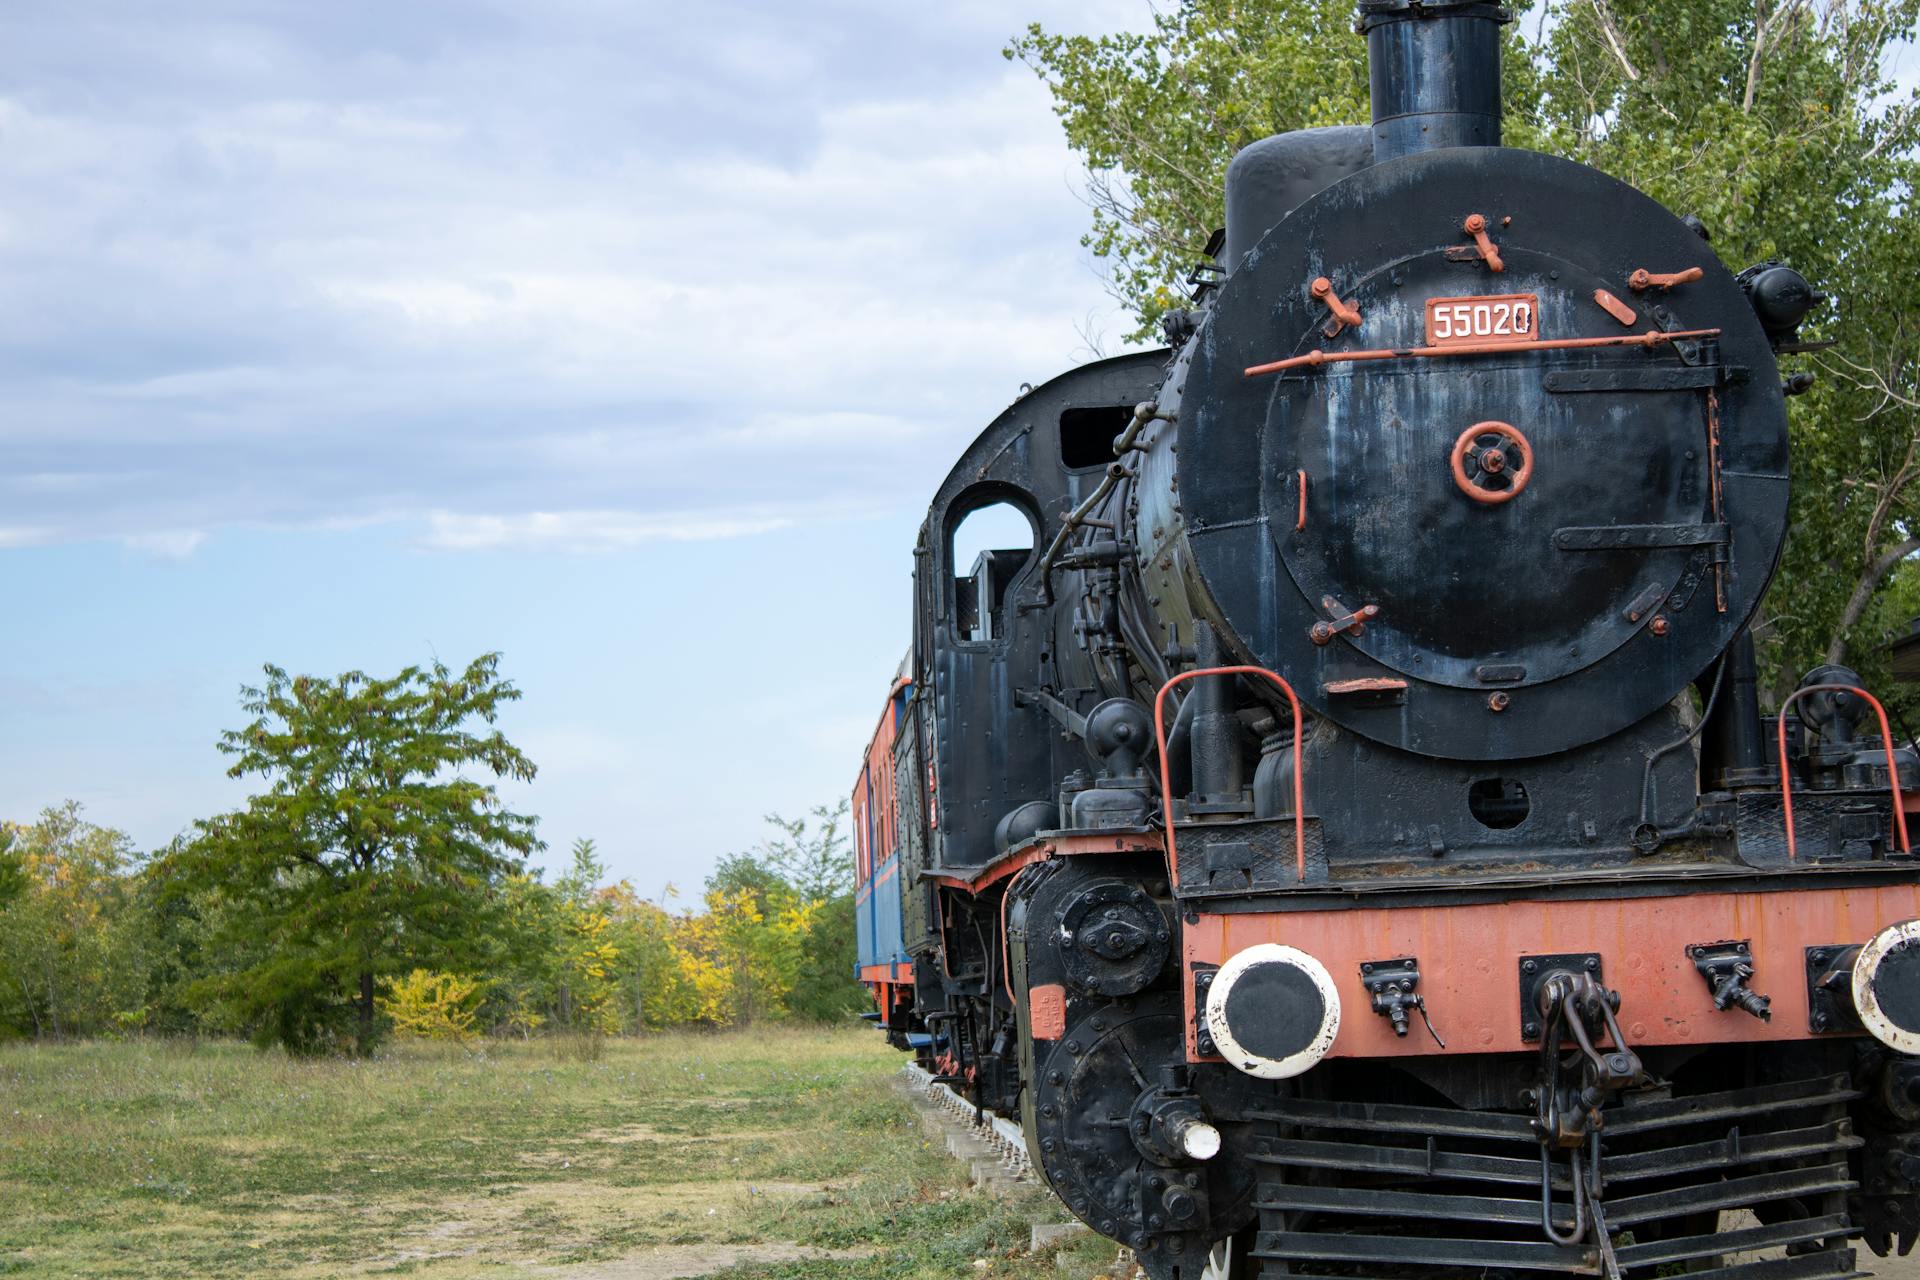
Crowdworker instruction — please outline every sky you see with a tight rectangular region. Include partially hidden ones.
[0,0,1146,897]
[5,6,1913,901]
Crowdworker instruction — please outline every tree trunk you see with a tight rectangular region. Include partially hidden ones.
[1825,535,1920,666]
[17,974,41,1039]
[357,969,375,1054]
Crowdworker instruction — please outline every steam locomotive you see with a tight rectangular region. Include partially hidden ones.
[851,5,1920,1277]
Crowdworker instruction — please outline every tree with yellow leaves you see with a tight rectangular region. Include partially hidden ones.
[378,969,485,1042]
[668,887,816,1025]
[0,804,148,1038]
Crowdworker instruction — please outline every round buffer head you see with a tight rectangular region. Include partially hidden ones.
[1204,944,1341,1080]
[1854,920,1920,1055]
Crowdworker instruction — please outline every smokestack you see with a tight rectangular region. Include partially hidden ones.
[1359,1,1512,163]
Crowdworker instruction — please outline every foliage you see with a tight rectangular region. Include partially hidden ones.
[670,887,817,1025]
[703,804,865,1022]
[0,804,149,1039]
[1007,0,1370,341]
[1010,0,1920,695]
[0,681,864,1047]
[378,968,485,1041]
[760,801,855,902]
[0,823,24,909]
[164,653,541,1054]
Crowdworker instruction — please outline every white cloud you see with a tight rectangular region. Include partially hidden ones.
[0,1,1145,549]
[122,529,209,558]
[420,508,791,553]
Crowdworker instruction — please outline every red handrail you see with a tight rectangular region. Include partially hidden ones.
[1153,666,1308,883]
[1776,682,1911,860]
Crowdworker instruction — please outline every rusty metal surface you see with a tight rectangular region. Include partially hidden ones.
[1311,275,1363,330]
[928,829,1165,892]
[1459,212,1507,271]
[1181,884,1920,1060]
[1630,265,1706,291]
[1592,288,1638,325]
[1425,291,1536,344]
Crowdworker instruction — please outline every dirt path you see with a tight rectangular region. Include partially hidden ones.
[534,1243,876,1279]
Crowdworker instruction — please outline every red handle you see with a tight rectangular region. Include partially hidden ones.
[1154,666,1307,883]
[1776,683,1911,860]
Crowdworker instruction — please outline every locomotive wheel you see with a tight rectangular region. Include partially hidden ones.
[1030,997,1271,1269]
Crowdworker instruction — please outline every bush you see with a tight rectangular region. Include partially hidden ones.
[378,970,485,1042]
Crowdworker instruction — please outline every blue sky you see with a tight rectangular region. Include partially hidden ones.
[0,0,1144,896]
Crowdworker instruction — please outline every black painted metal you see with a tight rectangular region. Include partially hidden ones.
[1706,629,1773,788]
[1172,146,1790,761]
[1009,857,1271,1270]
[1223,127,1374,273]
[913,352,1166,870]
[865,3,1920,1276]
[1359,0,1510,161]
[1516,953,1604,1042]
[1249,1068,1860,1278]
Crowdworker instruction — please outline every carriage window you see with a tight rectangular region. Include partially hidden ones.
[950,501,1035,643]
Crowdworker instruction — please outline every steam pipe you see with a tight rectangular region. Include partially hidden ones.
[1704,629,1772,788]
[1190,622,1244,803]
[1359,1,1511,162]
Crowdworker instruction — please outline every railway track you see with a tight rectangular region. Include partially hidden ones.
[899,1063,1033,1182]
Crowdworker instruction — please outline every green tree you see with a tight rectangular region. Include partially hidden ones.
[706,850,790,914]
[169,654,540,1054]
[0,804,148,1039]
[760,802,853,902]
[716,805,864,1021]
[599,881,697,1029]
[490,870,563,1037]
[1010,0,1920,692]
[0,823,24,910]
[549,838,621,1034]
[131,846,227,1037]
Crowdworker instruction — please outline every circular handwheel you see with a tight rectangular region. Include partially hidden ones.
[1450,420,1533,505]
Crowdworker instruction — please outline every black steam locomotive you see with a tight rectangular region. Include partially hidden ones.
[852,5,1920,1277]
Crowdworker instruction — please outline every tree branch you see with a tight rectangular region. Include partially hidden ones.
[1588,0,1641,81]
[1826,534,1920,665]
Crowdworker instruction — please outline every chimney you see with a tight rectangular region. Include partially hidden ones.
[1359,1,1512,163]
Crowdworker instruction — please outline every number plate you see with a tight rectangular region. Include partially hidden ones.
[1425,293,1540,347]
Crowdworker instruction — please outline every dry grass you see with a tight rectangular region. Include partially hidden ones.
[0,1026,1119,1279]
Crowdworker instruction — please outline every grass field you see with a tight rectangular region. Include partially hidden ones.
[0,1026,1124,1279]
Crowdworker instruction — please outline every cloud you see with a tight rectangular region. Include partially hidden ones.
[122,529,209,558]
[0,0,1144,549]
[420,508,791,553]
